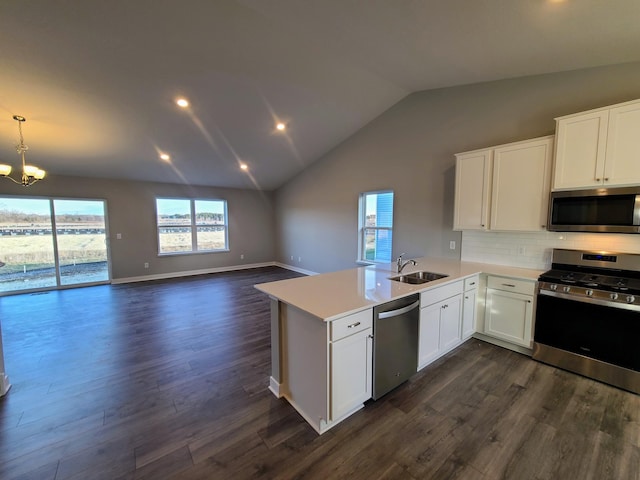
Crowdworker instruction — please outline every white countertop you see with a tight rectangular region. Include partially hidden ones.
[255,257,544,321]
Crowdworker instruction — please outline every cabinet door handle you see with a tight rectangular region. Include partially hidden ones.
[468,282,476,286]
[465,296,469,299]
[347,321,361,328]
[502,283,516,288]
[604,178,609,182]
[596,178,601,182]
[527,300,532,303]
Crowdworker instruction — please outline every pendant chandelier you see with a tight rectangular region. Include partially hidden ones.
[0,115,46,186]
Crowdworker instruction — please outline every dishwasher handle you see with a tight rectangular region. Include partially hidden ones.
[377,299,420,319]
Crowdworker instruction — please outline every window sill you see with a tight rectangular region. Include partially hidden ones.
[158,249,230,257]
[356,260,376,266]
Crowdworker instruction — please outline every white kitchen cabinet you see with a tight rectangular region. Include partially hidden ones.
[418,281,463,369]
[484,276,535,348]
[439,296,462,351]
[418,301,441,368]
[454,136,553,232]
[275,305,373,434]
[604,101,640,186]
[553,98,640,190]
[453,149,492,230]
[490,137,553,231]
[330,326,372,421]
[461,275,479,339]
[329,309,373,422]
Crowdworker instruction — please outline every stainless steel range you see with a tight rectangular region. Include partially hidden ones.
[533,248,640,394]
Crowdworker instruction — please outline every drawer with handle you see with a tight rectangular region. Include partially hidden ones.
[487,275,535,295]
[330,309,373,341]
[464,275,479,291]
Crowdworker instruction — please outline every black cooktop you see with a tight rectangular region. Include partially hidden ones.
[539,269,640,294]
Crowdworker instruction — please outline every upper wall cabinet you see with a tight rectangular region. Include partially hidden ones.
[454,136,553,232]
[553,99,640,190]
[453,149,493,230]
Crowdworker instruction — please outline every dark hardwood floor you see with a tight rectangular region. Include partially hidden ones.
[0,266,638,479]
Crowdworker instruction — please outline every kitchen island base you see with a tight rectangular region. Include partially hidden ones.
[268,298,372,434]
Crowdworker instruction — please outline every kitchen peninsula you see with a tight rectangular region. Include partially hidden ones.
[256,258,543,433]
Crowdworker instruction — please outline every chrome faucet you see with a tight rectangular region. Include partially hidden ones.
[396,253,417,273]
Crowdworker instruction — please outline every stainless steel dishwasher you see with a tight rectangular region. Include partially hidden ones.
[372,294,420,400]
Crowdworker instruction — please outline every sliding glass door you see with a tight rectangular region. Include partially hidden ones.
[53,199,110,286]
[0,197,110,294]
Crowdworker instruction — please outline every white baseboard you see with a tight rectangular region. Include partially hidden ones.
[0,374,11,397]
[269,376,283,398]
[112,261,317,284]
[112,261,280,284]
[273,262,318,276]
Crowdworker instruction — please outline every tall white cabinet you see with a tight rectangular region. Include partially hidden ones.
[454,136,553,232]
[453,149,493,230]
[490,137,553,231]
[553,98,640,190]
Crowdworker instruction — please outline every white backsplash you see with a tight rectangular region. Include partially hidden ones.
[461,230,640,270]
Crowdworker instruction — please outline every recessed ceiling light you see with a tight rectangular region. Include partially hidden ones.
[276,123,286,131]
[240,163,248,171]
[160,153,170,161]
[176,98,189,108]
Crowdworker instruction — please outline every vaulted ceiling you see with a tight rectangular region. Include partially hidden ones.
[1,0,639,190]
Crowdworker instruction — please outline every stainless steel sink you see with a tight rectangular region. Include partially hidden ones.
[389,271,449,285]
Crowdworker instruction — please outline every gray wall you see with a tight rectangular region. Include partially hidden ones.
[274,62,640,274]
[0,175,276,280]
[3,62,640,281]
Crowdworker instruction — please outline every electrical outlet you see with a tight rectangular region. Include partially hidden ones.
[290,255,294,261]
[144,262,149,269]
[449,240,456,250]
[298,257,302,262]
[518,246,526,255]
[240,254,244,260]
[116,233,122,240]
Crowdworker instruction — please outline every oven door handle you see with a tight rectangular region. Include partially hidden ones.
[538,289,640,312]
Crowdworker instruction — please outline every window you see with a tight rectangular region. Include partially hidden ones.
[358,191,393,263]
[156,198,228,254]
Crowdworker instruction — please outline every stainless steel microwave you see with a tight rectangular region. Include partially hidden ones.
[548,187,640,233]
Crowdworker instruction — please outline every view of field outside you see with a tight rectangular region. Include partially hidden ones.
[363,192,393,262]
[156,198,227,254]
[0,197,109,293]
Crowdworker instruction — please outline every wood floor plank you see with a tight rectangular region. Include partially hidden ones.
[133,445,193,480]
[600,385,640,447]
[501,421,558,480]
[375,462,418,480]
[545,380,609,479]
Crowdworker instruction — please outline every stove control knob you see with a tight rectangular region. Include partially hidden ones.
[586,289,593,297]
[610,293,619,300]
[549,284,558,291]
[627,295,636,304]
[563,286,571,293]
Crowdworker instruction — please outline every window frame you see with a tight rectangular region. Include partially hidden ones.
[357,190,394,265]
[155,197,229,256]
